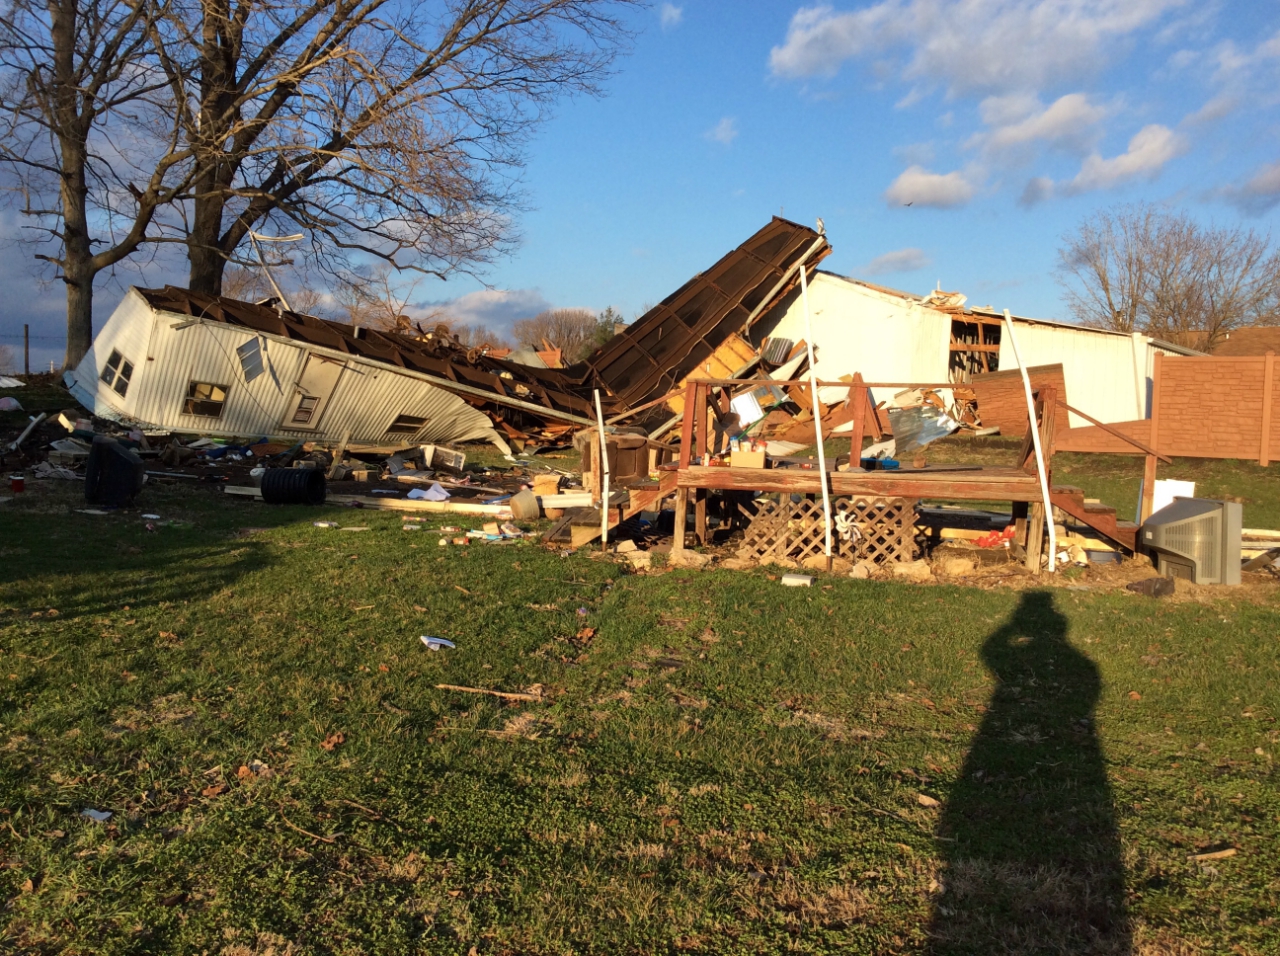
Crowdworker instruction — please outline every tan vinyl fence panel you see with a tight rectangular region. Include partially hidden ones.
[1054,352,1278,465]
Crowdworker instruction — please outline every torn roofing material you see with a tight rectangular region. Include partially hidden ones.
[135,286,598,424]
[574,217,830,408]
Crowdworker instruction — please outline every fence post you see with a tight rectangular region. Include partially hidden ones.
[1140,352,1164,523]
[1261,351,1275,467]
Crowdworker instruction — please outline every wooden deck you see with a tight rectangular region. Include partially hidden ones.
[677,465,1043,501]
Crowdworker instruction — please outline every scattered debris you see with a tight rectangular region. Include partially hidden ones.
[1189,847,1237,862]
[435,683,545,702]
[421,637,456,651]
[80,808,112,823]
[1126,577,1176,598]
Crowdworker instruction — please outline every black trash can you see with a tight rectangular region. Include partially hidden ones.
[85,437,146,507]
[260,467,326,505]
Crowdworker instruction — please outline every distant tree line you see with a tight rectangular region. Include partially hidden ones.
[1057,203,1280,351]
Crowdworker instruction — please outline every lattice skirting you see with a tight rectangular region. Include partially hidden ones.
[736,495,918,565]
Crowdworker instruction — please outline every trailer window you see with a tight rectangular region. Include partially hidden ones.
[183,382,229,418]
[99,349,133,397]
[291,395,320,424]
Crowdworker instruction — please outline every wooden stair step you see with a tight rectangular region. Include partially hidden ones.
[1051,485,1085,497]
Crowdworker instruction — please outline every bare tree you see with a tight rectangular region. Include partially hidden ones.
[1057,204,1280,349]
[150,0,637,296]
[2,0,634,369]
[512,307,611,362]
[1056,204,1156,333]
[450,322,508,350]
[0,0,194,367]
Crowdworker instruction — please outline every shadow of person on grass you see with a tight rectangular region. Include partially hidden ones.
[928,591,1131,955]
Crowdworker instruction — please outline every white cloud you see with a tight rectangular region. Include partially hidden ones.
[864,247,932,274]
[659,3,683,30]
[1219,161,1280,215]
[976,92,1108,156]
[705,117,738,145]
[1181,94,1236,126]
[423,288,553,333]
[769,0,1187,95]
[884,165,975,208]
[1065,123,1186,192]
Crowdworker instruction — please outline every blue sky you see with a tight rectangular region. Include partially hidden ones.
[6,0,1280,368]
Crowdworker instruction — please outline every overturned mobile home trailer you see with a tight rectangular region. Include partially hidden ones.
[64,287,603,452]
[65,218,832,447]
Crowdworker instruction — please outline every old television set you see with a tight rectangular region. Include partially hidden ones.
[1141,497,1242,586]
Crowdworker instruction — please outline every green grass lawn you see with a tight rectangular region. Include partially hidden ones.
[1,483,1278,955]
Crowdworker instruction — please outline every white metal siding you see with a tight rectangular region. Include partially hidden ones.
[68,290,158,419]
[765,273,951,404]
[1000,321,1149,426]
[71,290,505,447]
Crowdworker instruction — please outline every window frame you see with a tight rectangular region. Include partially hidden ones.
[182,381,230,418]
[99,349,133,397]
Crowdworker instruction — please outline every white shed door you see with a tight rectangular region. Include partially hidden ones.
[283,354,344,430]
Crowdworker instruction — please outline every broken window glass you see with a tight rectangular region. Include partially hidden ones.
[236,337,265,383]
[183,382,229,418]
[99,349,133,397]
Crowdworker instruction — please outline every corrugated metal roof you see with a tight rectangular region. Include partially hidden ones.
[575,217,830,406]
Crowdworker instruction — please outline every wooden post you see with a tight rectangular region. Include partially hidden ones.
[1012,500,1029,546]
[695,382,709,465]
[23,324,30,377]
[695,489,708,545]
[673,488,689,555]
[1261,351,1275,467]
[326,428,351,480]
[1141,352,1164,522]
[849,372,867,466]
[1141,454,1158,523]
[678,383,696,469]
[1025,502,1046,572]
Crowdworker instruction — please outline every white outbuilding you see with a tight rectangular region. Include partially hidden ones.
[756,270,1200,426]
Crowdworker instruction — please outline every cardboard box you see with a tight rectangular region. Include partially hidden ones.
[730,450,767,469]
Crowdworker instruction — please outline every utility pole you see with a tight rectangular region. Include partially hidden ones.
[23,324,29,377]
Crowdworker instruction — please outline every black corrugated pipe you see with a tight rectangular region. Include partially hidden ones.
[260,467,326,505]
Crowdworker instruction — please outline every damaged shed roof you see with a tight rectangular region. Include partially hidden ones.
[574,217,830,406]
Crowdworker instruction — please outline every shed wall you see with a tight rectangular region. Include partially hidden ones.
[998,322,1147,427]
[764,274,951,403]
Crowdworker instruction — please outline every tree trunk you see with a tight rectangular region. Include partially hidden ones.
[188,185,228,296]
[62,259,94,371]
[51,0,94,370]
[61,153,95,369]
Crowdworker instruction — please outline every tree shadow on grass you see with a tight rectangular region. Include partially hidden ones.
[928,591,1131,955]
[0,510,285,620]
